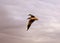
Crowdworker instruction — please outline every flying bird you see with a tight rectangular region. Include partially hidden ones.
[27,14,38,31]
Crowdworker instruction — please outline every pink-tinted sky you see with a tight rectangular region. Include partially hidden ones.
[0,0,60,43]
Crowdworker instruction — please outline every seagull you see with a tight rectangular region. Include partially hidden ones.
[27,14,38,31]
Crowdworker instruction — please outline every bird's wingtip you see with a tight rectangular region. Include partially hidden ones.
[26,29,28,31]
[28,14,32,16]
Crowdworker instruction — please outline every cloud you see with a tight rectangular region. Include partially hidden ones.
[0,0,60,43]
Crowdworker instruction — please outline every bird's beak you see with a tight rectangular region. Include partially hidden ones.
[36,17,38,20]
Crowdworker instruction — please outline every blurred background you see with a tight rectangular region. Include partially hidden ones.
[0,0,60,43]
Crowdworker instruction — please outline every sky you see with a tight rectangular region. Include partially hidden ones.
[0,0,60,43]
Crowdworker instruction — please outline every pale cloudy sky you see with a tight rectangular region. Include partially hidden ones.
[0,0,60,43]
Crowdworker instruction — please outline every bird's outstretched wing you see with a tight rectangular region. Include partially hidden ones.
[28,14,35,17]
[27,19,35,31]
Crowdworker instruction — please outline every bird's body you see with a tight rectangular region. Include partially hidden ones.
[27,14,38,31]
